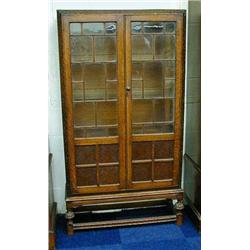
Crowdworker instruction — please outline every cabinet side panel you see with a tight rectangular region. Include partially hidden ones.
[57,12,77,194]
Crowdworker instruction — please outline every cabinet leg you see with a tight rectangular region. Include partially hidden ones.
[175,199,184,225]
[65,210,75,235]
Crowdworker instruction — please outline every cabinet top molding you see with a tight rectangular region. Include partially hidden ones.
[57,9,186,16]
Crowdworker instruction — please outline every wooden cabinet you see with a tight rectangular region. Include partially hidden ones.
[57,10,185,234]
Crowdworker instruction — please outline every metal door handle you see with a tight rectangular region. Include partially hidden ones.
[126,86,131,91]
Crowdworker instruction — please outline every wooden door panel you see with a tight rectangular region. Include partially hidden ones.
[125,14,185,190]
[58,13,126,194]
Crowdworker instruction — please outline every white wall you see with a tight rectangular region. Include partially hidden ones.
[48,0,188,213]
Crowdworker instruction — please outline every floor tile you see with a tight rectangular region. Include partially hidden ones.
[179,216,200,237]
[56,225,121,248]
[186,237,201,250]
[119,223,185,244]
[56,214,201,250]
[83,244,123,250]
[122,238,191,250]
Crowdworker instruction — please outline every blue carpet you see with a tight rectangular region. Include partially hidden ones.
[56,214,200,250]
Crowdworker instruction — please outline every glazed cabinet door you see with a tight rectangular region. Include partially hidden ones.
[58,14,126,194]
[125,14,185,190]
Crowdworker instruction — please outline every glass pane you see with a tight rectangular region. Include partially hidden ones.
[131,21,176,135]
[155,35,175,59]
[106,81,117,99]
[85,64,105,100]
[164,79,175,98]
[82,23,104,34]
[107,128,118,136]
[71,63,83,81]
[74,128,86,138]
[106,63,117,80]
[165,22,176,33]
[95,36,116,62]
[72,82,84,101]
[154,99,174,122]
[96,101,117,126]
[84,128,118,138]
[105,23,116,34]
[70,23,81,35]
[132,22,142,33]
[132,80,143,99]
[144,22,164,33]
[163,123,174,133]
[132,35,153,60]
[143,124,164,134]
[165,60,175,78]
[70,36,92,62]
[132,63,143,79]
[132,125,143,135]
[73,102,95,127]
[142,124,174,134]
[144,62,164,98]
[70,22,118,139]
[86,128,106,138]
[132,100,153,123]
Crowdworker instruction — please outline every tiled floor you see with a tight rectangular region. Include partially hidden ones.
[56,214,201,250]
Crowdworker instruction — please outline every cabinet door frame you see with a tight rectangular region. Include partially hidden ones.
[58,13,126,194]
[125,14,185,190]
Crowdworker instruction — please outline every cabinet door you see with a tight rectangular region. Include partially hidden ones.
[59,14,126,194]
[125,14,185,190]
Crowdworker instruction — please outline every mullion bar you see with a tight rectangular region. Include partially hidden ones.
[92,36,95,63]
[82,64,85,101]
[152,142,155,181]
[132,121,174,125]
[142,62,145,98]
[163,62,166,98]
[94,102,97,127]
[152,99,156,124]
[80,23,83,35]
[74,124,118,129]
[73,99,118,103]
[152,34,156,60]
[96,144,100,186]
[104,63,107,100]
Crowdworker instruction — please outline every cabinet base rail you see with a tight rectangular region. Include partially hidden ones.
[73,214,177,231]
[65,189,184,235]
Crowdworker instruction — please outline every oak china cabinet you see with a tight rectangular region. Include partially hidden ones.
[57,10,186,234]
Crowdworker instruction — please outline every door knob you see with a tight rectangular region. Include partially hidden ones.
[126,86,131,91]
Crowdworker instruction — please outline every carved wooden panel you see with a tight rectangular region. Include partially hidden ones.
[99,144,119,163]
[132,142,152,160]
[154,162,173,180]
[99,166,119,184]
[154,141,174,159]
[76,167,97,186]
[132,163,151,181]
[75,145,96,164]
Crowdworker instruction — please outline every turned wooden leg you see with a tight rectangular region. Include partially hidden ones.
[65,210,75,235]
[175,199,184,225]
